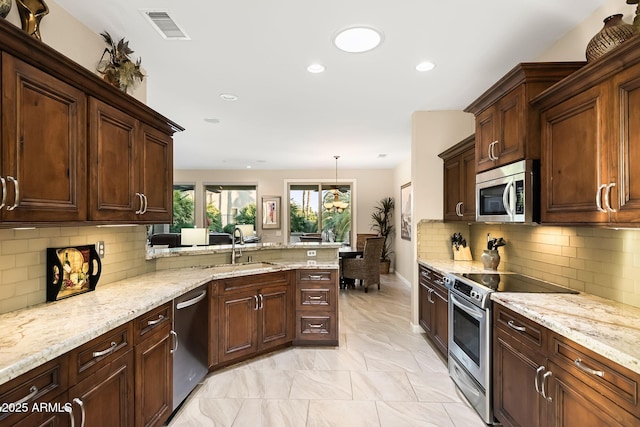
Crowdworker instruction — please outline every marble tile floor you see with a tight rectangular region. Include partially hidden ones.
[168,274,486,427]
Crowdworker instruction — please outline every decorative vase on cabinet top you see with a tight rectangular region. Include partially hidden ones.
[585,14,635,62]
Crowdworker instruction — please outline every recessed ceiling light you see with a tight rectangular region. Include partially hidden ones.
[204,118,220,124]
[246,165,252,169]
[377,153,387,158]
[307,63,325,73]
[333,27,383,53]
[220,93,238,101]
[416,61,436,72]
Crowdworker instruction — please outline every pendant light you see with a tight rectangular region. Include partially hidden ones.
[324,156,349,213]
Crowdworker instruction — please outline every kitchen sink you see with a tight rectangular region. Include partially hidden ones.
[209,261,278,273]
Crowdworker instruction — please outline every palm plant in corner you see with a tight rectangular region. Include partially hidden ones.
[371,196,395,274]
[97,31,145,93]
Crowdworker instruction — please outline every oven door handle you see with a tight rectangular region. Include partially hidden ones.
[502,177,515,218]
[450,293,486,320]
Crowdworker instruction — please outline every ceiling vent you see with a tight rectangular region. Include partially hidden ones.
[141,10,190,40]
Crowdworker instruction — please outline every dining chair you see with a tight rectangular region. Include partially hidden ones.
[355,233,378,251]
[342,236,384,293]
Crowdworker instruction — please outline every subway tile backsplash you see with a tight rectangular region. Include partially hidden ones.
[0,226,148,314]
[418,220,640,309]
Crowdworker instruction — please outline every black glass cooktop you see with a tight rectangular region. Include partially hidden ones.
[461,273,579,294]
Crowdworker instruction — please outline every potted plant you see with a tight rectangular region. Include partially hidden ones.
[97,31,145,93]
[371,196,395,274]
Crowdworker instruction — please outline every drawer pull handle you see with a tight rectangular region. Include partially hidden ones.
[574,358,605,377]
[147,314,165,326]
[420,271,430,279]
[308,323,325,328]
[308,296,324,300]
[308,275,323,280]
[507,320,526,332]
[14,385,38,405]
[92,341,117,358]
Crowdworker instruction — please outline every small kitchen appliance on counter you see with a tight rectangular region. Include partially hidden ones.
[46,245,102,302]
[443,272,578,424]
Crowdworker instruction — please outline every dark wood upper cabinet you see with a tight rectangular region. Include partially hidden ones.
[533,35,640,225]
[1,53,87,222]
[439,134,475,222]
[466,62,584,174]
[0,18,182,227]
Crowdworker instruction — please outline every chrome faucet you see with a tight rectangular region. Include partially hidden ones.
[231,226,244,264]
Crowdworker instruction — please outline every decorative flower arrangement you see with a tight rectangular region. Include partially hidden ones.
[97,31,145,93]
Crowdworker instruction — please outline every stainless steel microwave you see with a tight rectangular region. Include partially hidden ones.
[476,160,539,223]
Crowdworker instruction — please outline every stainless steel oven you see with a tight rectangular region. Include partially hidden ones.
[446,277,492,423]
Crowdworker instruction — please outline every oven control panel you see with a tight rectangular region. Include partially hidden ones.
[445,274,488,306]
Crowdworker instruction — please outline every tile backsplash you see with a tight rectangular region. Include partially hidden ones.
[418,220,640,309]
[0,226,149,314]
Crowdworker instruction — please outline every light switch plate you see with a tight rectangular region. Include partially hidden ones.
[96,241,105,258]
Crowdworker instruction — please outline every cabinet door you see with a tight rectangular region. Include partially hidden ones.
[135,329,172,427]
[443,154,463,221]
[88,97,140,221]
[546,362,636,427]
[540,84,609,223]
[431,283,448,358]
[418,282,433,334]
[475,107,497,172]
[495,87,525,167]
[218,290,258,363]
[1,53,87,222]
[69,350,135,427]
[460,147,476,221]
[610,64,640,223]
[493,332,546,427]
[258,284,291,350]
[138,123,173,223]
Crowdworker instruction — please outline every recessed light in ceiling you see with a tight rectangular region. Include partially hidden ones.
[333,27,383,53]
[416,61,436,72]
[220,93,238,101]
[204,118,220,124]
[377,154,387,158]
[307,63,325,73]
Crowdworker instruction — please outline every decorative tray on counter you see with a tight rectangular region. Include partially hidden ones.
[46,245,102,302]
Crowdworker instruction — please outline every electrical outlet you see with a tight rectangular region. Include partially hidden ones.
[307,260,317,266]
[96,241,105,258]
[307,250,316,257]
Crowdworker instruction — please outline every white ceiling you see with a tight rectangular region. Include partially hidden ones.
[55,0,608,170]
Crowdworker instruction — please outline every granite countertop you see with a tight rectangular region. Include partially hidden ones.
[0,261,338,386]
[418,257,640,376]
[146,242,342,260]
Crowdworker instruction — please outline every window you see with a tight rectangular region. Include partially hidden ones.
[289,184,351,243]
[171,184,195,232]
[204,185,257,234]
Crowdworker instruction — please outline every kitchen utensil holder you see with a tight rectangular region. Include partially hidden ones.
[481,249,500,270]
[453,246,473,261]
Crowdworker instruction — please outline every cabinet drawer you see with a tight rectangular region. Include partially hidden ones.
[419,266,443,285]
[70,322,133,382]
[494,304,546,352]
[296,285,335,309]
[297,270,334,283]
[295,313,337,342]
[549,333,640,417]
[134,302,172,344]
[0,356,69,425]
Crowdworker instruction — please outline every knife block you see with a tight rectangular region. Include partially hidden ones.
[452,246,472,261]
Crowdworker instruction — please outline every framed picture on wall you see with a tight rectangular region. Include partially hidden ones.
[262,196,281,229]
[401,182,412,241]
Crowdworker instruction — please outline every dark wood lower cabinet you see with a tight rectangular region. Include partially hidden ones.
[219,289,259,363]
[135,327,172,427]
[69,350,135,427]
[418,265,448,358]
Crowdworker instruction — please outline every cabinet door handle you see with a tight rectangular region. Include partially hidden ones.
[455,201,463,217]
[488,141,499,161]
[0,176,6,210]
[542,371,553,402]
[574,358,605,377]
[64,399,75,427]
[7,176,19,210]
[170,330,178,354]
[73,398,86,427]
[427,288,434,304]
[534,366,545,395]
[604,183,617,213]
[13,385,38,405]
[258,293,264,310]
[507,320,526,332]
[141,193,148,214]
[147,314,165,326]
[135,192,143,214]
[92,341,117,358]
[595,184,607,213]
[254,295,259,311]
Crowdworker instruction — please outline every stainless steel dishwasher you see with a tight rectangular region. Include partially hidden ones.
[172,283,209,410]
